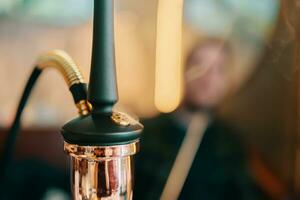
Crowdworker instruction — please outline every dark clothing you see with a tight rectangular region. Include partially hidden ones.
[1,160,70,200]
[134,114,265,200]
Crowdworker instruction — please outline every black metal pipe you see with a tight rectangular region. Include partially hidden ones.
[88,0,118,114]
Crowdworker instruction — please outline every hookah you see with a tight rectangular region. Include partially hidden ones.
[1,0,184,199]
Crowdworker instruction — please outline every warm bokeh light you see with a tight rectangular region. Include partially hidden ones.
[154,0,184,113]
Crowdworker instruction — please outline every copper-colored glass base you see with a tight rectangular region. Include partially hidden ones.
[64,141,139,200]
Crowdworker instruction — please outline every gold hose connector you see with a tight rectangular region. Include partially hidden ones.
[36,50,84,87]
[35,49,91,116]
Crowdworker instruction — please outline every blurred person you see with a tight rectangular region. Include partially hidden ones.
[134,38,267,200]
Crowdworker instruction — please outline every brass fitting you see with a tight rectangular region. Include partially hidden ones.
[76,100,92,116]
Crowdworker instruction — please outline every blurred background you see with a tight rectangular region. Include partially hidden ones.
[0,0,300,199]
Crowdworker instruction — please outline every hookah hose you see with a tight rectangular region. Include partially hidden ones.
[0,50,90,191]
